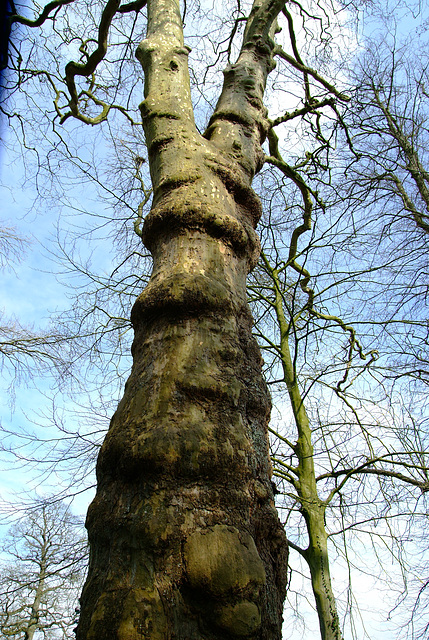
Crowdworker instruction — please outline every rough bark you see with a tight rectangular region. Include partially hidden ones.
[76,1,288,639]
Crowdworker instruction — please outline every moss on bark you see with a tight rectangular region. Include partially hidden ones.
[76,1,288,638]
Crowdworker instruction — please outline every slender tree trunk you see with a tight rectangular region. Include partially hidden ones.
[285,342,343,640]
[76,1,288,638]
[24,543,47,640]
[268,263,343,640]
[302,506,343,640]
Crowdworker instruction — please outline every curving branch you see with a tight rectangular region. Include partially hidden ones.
[322,454,429,506]
[65,0,121,116]
[265,128,315,307]
[282,5,312,103]
[317,456,429,505]
[64,0,147,123]
[270,97,335,127]
[265,129,378,391]
[117,0,147,12]
[9,0,76,28]
[274,44,350,102]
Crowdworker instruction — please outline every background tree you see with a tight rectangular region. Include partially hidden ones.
[245,7,429,636]
[0,500,87,640]
[249,231,429,639]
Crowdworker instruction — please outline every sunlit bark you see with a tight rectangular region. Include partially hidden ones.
[76,1,288,638]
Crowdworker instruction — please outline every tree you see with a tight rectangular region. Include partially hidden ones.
[0,500,87,640]
[249,236,429,640]
[73,1,295,637]
[326,27,429,393]
[3,0,429,638]
[244,12,429,637]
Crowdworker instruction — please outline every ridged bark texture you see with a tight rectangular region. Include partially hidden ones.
[76,1,288,638]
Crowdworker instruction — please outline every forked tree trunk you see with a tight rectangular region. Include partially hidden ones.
[76,1,288,638]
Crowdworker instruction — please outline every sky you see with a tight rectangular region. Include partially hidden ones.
[0,1,428,638]
[0,134,100,520]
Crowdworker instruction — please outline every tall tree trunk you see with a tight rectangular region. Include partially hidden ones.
[24,541,47,640]
[268,263,343,640]
[76,1,288,639]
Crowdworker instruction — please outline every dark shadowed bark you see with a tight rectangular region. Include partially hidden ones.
[76,1,288,638]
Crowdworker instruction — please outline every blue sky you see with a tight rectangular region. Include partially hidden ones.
[0,130,99,522]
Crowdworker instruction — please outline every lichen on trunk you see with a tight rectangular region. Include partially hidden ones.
[265,258,344,640]
[76,1,288,638]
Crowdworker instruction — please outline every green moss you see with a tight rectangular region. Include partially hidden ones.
[117,588,167,640]
[216,601,261,637]
[184,525,266,597]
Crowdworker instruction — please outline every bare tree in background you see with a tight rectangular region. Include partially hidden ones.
[0,500,87,640]
[0,226,69,391]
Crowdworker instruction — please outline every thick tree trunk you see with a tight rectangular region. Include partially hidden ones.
[76,1,287,639]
